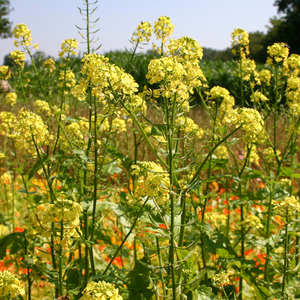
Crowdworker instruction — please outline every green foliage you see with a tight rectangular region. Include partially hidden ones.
[0,0,12,38]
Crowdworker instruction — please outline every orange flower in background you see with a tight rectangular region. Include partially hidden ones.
[14,227,25,233]
[209,181,219,193]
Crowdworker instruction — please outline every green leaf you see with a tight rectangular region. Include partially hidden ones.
[176,248,195,270]
[194,285,216,299]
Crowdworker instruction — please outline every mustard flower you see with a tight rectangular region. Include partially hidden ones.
[43,57,56,73]
[58,38,78,57]
[258,69,272,85]
[231,28,249,55]
[223,108,264,144]
[0,66,11,80]
[0,270,25,298]
[286,54,300,76]
[0,172,12,185]
[263,147,281,161]
[267,42,289,64]
[206,212,227,229]
[131,161,169,205]
[5,92,17,106]
[111,118,126,133]
[279,178,292,188]
[238,58,256,81]
[175,116,204,139]
[273,196,300,215]
[215,145,228,160]
[34,99,52,116]
[125,95,147,114]
[79,281,123,300]
[9,50,26,68]
[0,112,17,138]
[250,91,268,103]
[40,198,82,228]
[0,153,5,160]
[168,36,203,61]
[154,16,174,44]
[72,78,88,102]
[241,215,263,229]
[14,108,50,155]
[12,23,33,47]
[212,271,230,288]
[58,69,76,88]
[131,21,153,43]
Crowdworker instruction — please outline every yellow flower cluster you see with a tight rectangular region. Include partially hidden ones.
[80,281,123,300]
[175,116,204,139]
[125,95,147,115]
[131,161,169,205]
[81,53,138,103]
[210,86,235,118]
[12,23,33,47]
[34,99,52,116]
[0,172,12,185]
[267,42,289,64]
[154,16,174,44]
[58,69,76,88]
[0,66,10,80]
[231,28,249,56]
[258,69,272,85]
[43,57,56,73]
[40,198,82,228]
[58,38,78,58]
[0,270,25,298]
[263,147,281,161]
[223,108,264,144]
[206,212,227,229]
[5,92,17,106]
[273,196,300,214]
[14,108,50,155]
[9,50,26,68]
[212,271,230,288]
[131,21,153,43]
[239,58,257,81]
[286,76,300,116]
[241,215,263,229]
[215,145,228,159]
[250,91,268,103]
[286,54,300,76]
[0,112,17,138]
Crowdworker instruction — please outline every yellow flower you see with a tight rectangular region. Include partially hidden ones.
[212,271,230,288]
[0,66,11,80]
[215,145,228,159]
[43,57,56,73]
[9,50,26,68]
[175,116,204,139]
[259,69,272,85]
[273,196,300,214]
[241,215,263,229]
[206,212,227,229]
[231,28,249,55]
[12,23,33,47]
[131,21,153,43]
[250,91,268,103]
[154,16,174,44]
[267,42,289,64]
[0,270,25,298]
[80,281,123,300]
[5,92,17,106]
[58,38,78,57]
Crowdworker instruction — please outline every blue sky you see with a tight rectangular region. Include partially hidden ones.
[1,0,279,63]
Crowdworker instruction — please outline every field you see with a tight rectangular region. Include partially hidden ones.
[1,9,300,300]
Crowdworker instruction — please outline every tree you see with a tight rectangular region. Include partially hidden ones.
[0,0,12,38]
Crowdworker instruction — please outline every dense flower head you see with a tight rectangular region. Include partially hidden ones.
[81,53,139,102]
[34,99,52,116]
[250,91,268,103]
[175,116,204,139]
[9,50,26,68]
[273,196,300,214]
[79,281,123,300]
[14,108,50,154]
[238,58,256,81]
[125,95,147,114]
[43,57,56,73]
[58,69,76,88]
[12,23,33,47]
[5,92,17,106]
[131,161,169,205]
[241,215,263,229]
[40,198,82,228]
[212,271,230,288]
[168,36,203,61]
[215,145,228,159]
[286,54,300,76]
[0,270,25,298]
[267,42,289,64]
[223,108,264,144]
[154,16,174,44]
[259,69,272,85]
[0,112,17,138]
[206,212,227,229]
[0,66,11,80]
[231,28,249,55]
[131,21,153,43]
[58,38,78,57]
[0,172,12,185]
